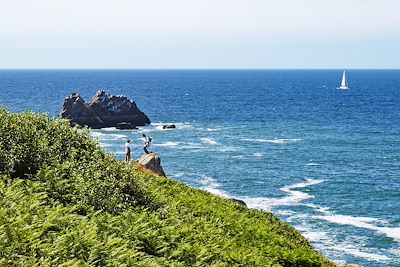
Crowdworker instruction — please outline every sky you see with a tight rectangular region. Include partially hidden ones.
[0,0,399,69]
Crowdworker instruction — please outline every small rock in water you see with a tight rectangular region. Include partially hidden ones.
[162,124,176,129]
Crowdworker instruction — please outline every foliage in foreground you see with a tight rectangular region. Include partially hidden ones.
[0,108,335,266]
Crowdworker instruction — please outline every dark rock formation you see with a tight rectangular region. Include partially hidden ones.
[61,90,150,128]
[162,124,176,129]
[229,198,247,207]
[138,153,166,177]
[116,122,138,130]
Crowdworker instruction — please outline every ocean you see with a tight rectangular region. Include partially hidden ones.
[1,69,399,266]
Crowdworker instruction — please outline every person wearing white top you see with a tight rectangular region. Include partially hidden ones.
[125,139,131,162]
[142,134,152,154]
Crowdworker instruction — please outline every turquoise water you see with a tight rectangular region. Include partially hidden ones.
[1,70,399,266]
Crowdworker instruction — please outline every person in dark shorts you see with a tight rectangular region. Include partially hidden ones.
[125,139,131,162]
[142,134,152,154]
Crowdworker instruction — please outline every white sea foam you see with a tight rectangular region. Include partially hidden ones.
[98,142,114,148]
[178,143,204,150]
[101,127,117,131]
[253,152,264,157]
[330,243,391,263]
[90,131,104,138]
[378,227,400,242]
[113,134,127,139]
[200,176,220,188]
[196,172,398,264]
[389,248,400,257]
[206,128,220,132]
[198,137,240,152]
[315,214,400,242]
[154,141,180,147]
[201,137,218,145]
[91,132,127,140]
[295,220,393,264]
[307,162,322,167]
[241,138,300,144]
[275,210,296,217]
[302,230,331,243]
[218,146,238,153]
[243,195,308,211]
[242,179,324,210]
[317,214,379,225]
[155,125,166,130]
[172,172,185,178]
[304,203,331,213]
[205,188,231,199]
[283,178,324,191]
[199,176,230,198]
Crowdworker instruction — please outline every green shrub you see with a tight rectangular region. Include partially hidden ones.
[0,108,152,214]
[0,108,47,178]
[0,108,98,179]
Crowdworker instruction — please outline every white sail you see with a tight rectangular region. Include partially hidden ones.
[341,71,346,86]
[339,70,349,90]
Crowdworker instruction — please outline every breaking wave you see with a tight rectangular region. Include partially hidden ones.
[241,138,300,144]
[242,179,324,211]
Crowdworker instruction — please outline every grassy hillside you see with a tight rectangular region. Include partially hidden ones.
[0,108,335,266]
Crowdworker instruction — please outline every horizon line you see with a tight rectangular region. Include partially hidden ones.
[0,68,399,71]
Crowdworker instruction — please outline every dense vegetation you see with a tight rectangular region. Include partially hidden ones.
[0,108,335,266]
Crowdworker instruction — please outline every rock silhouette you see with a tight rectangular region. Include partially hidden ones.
[61,90,150,128]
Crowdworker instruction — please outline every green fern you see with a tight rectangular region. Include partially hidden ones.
[0,109,336,267]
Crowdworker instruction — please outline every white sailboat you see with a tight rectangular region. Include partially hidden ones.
[338,70,349,90]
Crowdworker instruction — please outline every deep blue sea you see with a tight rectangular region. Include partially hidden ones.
[1,70,399,266]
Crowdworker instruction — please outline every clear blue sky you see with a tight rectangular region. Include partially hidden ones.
[1,0,399,69]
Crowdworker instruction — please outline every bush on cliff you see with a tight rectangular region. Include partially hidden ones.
[0,108,335,266]
[0,108,151,214]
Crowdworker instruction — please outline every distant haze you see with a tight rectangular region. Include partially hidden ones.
[1,0,399,69]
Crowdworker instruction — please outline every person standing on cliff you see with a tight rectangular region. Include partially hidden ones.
[142,134,152,154]
[125,139,131,162]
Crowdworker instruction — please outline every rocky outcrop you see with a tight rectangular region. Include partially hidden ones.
[229,198,247,207]
[61,90,151,129]
[163,124,176,129]
[138,153,166,177]
[116,122,138,130]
